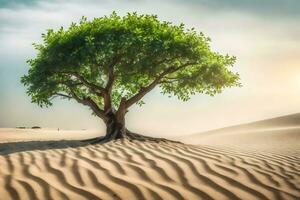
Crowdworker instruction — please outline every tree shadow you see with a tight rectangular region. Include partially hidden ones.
[0,140,89,155]
[0,133,181,155]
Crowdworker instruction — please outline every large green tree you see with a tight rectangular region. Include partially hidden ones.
[22,12,240,143]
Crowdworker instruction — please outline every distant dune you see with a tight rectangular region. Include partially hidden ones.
[0,114,299,199]
[178,113,300,152]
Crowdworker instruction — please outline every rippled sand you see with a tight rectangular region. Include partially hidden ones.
[0,138,299,200]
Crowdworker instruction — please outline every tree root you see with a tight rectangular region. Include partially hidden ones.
[125,130,182,143]
[81,130,182,145]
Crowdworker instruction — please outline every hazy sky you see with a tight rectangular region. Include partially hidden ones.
[1,0,300,137]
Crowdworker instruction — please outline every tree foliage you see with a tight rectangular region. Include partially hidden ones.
[22,12,240,123]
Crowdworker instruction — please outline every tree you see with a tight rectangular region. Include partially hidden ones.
[21,12,240,143]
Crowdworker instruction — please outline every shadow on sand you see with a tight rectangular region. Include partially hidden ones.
[0,140,88,155]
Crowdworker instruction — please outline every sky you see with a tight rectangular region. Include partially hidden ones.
[0,0,300,137]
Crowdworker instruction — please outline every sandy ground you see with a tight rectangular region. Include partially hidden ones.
[0,128,102,143]
[0,114,299,200]
[178,113,300,153]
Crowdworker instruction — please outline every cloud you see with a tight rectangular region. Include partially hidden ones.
[0,0,40,8]
[175,0,300,18]
[2,0,300,18]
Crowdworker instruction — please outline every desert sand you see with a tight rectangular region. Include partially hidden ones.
[0,114,299,200]
[178,113,300,152]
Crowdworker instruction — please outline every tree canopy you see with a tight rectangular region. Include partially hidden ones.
[21,12,240,139]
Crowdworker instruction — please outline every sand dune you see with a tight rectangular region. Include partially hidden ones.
[0,138,299,200]
[0,114,299,199]
[179,113,300,152]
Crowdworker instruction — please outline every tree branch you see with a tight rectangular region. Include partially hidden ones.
[61,71,106,96]
[105,55,122,91]
[125,61,197,108]
[68,89,108,122]
[159,79,178,84]
[53,92,72,99]
[57,81,108,122]
[103,54,122,112]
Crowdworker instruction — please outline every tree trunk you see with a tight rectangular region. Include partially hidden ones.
[82,111,126,144]
[105,115,126,140]
[81,110,181,144]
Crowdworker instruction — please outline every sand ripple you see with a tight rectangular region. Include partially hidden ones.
[0,140,299,200]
